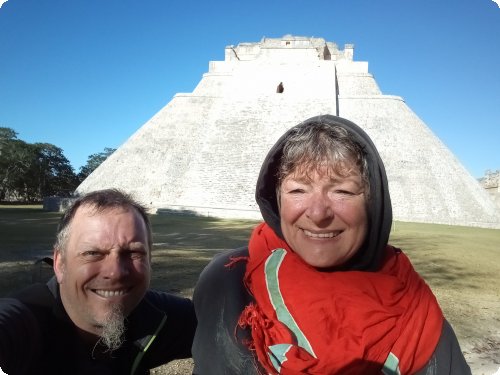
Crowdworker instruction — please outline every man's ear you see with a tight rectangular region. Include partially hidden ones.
[53,248,64,284]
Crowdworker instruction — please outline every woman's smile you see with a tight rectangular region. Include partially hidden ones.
[302,229,342,239]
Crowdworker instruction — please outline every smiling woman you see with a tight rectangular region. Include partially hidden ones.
[192,115,472,374]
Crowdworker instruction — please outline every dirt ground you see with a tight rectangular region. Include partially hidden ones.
[434,288,500,375]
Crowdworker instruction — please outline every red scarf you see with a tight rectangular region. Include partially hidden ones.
[238,223,443,374]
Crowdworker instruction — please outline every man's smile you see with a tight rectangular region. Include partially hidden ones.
[92,288,131,298]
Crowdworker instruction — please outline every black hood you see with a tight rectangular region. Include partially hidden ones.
[255,114,393,271]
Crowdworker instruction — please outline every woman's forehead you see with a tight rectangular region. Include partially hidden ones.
[286,160,361,180]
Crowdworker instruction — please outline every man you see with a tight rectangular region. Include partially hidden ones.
[0,189,197,374]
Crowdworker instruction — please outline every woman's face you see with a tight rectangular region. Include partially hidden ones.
[279,165,368,269]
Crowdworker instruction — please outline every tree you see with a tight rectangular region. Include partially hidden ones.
[0,126,19,162]
[0,130,79,201]
[0,128,34,200]
[0,127,18,141]
[78,147,116,181]
[0,127,79,201]
[29,143,79,199]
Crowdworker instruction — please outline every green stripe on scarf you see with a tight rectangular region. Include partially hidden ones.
[264,249,316,358]
[382,352,401,375]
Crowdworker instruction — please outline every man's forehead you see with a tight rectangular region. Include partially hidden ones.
[70,204,149,241]
[75,204,134,218]
[70,204,148,234]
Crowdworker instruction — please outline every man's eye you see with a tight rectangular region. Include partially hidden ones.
[83,251,98,256]
[288,188,305,194]
[129,251,146,260]
[81,251,103,258]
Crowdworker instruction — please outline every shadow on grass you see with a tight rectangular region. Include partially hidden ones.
[0,206,258,297]
[150,249,220,297]
[149,214,258,297]
[389,232,484,292]
[0,206,60,262]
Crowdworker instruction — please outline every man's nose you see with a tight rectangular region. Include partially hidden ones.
[102,253,130,279]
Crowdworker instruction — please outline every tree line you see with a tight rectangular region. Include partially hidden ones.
[0,127,115,202]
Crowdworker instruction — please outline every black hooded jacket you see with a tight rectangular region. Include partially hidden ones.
[255,114,392,271]
[192,115,470,374]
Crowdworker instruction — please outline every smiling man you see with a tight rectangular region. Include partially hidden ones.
[0,189,196,374]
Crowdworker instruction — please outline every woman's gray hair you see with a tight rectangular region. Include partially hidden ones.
[277,122,370,196]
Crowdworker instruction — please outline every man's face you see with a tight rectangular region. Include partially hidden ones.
[54,205,151,336]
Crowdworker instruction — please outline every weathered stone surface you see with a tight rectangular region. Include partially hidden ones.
[77,36,500,228]
[479,170,500,211]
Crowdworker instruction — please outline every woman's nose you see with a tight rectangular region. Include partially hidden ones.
[305,193,334,224]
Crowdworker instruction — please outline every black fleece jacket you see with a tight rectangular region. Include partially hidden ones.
[0,277,196,375]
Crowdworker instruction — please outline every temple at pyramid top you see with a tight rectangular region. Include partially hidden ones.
[224,35,354,62]
[77,35,500,228]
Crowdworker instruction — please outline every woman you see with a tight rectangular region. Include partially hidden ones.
[192,115,471,374]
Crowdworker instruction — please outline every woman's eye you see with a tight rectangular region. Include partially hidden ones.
[332,189,361,198]
[335,189,354,195]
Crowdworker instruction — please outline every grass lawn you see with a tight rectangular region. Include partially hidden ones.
[1,205,499,372]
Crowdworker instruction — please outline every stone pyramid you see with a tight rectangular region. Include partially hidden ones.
[77,35,500,228]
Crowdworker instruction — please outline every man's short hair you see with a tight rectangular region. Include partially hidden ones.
[54,189,153,255]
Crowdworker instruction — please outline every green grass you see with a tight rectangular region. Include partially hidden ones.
[390,221,500,289]
[388,221,500,344]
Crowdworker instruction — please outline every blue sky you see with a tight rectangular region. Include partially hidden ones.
[0,0,499,178]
